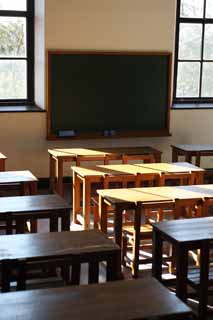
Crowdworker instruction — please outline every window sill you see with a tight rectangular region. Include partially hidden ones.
[0,105,46,113]
[172,103,213,110]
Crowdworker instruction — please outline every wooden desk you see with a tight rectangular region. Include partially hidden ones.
[0,194,71,234]
[152,217,213,319]
[48,146,162,196]
[98,146,162,163]
[0,170,38,195]
[171,144,213,167]
[136,161,204,184]
[0,152,7,171]
[0,278,192,320]
[72,164,162,229]
[97,184,213,247]
[0,230,121,292]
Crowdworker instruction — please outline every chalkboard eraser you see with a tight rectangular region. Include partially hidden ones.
[58,130,76,137]
[103,130,116,137]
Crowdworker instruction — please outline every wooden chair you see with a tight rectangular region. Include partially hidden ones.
[93,173,160,230]
[122,201,175,278]
[122,197,204,278]
[122,154,155,164]
[159,172,194,186]
[122,172,199,277]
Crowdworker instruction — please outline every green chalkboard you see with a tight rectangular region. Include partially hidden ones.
[47,51,171,139]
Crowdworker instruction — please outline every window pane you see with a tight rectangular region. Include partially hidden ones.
[0,60,27,99]
[0,17,26,57]
[180,0,204,18]
[176,62,200,97]
[206,0,213,18]
[178,23,202,60]
[204,25,213,60]
[202,63,213,97]
[0,0,26,11]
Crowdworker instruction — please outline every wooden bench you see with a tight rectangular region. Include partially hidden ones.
[0,278,192,320]
[0,194,71,234]
[0,230,121,292]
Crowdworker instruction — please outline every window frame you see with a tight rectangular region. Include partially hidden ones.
[173,0,213,104]
[0,0,34,106]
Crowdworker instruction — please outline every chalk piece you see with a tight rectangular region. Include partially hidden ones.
[58,130,76,137]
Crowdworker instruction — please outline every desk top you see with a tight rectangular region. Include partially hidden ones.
[97,164,160,175]
[136,162,204,173]
[0,230,119,261]
[48,148,112,158]
[97,188,172,204]
[0,278,191,320]
[72,164,161,177]
[172,144,213,152]
[153,217,213,243]
[97,146,162,155]
[0,194,70,214]
[49,146,162,158]
[97,184,213,205]
[0,170,38,183]
[0,153,7,160]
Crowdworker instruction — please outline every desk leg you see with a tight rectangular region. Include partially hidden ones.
[73,173,81,224]
[30,181,38,195]
[50,214,58,232]
[56,158,63,196]
[185,153,192,164]
[176,244,188,302]
[172,148,178,162]
[82,179,91,230]
[88,261,99,283]
[21,182,29,195]
[0,159,5,171]
[16,218,25,234]
[152,229,163,281]
[49,154,55,193]
[107,251,122,281]
[195,152,201,167]
[154,153,161,163]
[2,260,11,292]
[132,205,141,278]
[197,172,204,184]
[198,240,209,319]
[99,195,108,234]
[114,204,123,247]
[29,181,38,233]
[61,209,71,231]
[70,259,81,285]
[17,261,26,291]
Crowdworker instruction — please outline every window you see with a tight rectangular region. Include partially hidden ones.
[174,0,213,103]
[0,0,34,106]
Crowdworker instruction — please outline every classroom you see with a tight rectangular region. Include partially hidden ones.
[0,0,213,319]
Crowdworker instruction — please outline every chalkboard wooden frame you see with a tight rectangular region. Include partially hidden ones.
[47,50,172,140]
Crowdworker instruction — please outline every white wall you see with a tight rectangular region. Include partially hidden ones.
[1,0,212,177]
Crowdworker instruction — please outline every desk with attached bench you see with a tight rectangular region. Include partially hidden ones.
[48,146,162,196]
